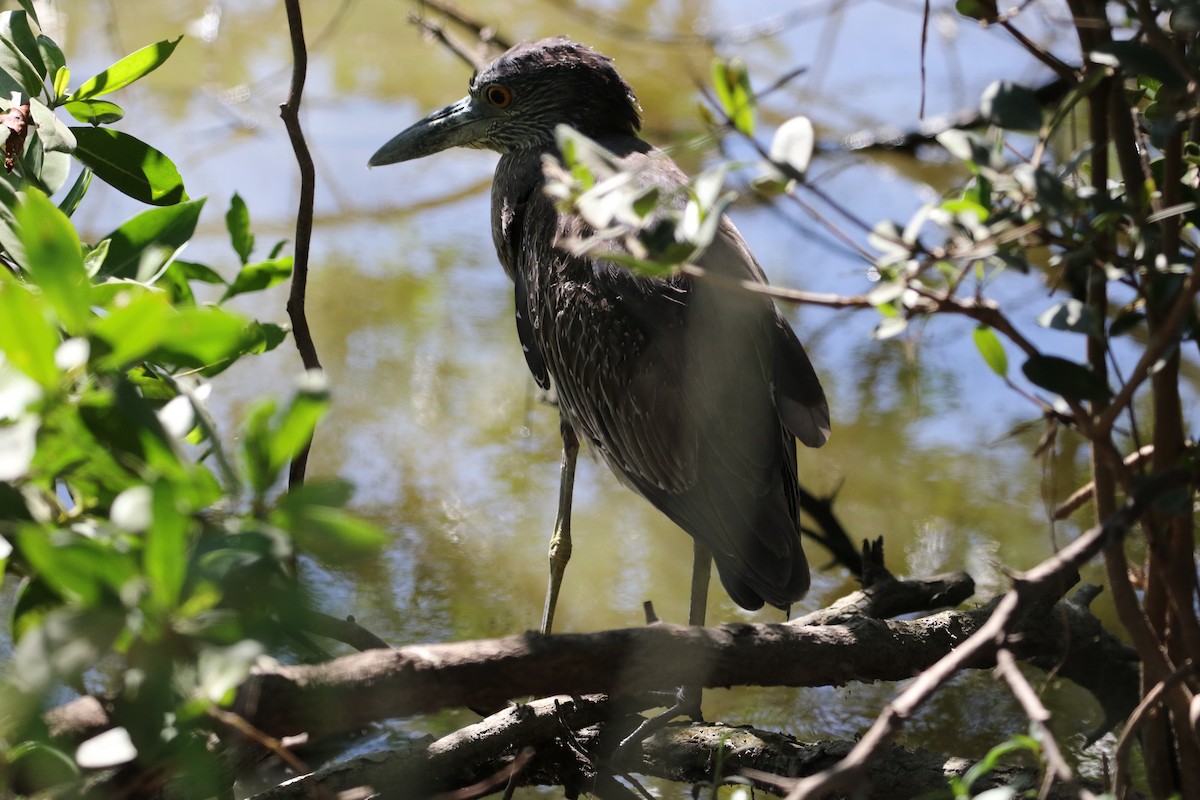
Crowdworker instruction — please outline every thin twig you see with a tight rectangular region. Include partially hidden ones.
[1053,445,1154,520]
[207,707,335,800]
[994,648,1093,799]
[281,0,322,489]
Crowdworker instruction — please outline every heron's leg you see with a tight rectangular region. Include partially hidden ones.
[688,540,712,627]
[540,418,579,634]
[679,539,711,721]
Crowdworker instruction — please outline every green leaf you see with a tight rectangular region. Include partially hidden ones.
[16,187,89,334]
[0,282,58,387]
[272,481,385,564]
[973,326,1008,377]
[0,11,45,93]
[172,308,255,365]
[51,63,67,99]
[70,127,187,206]
[711,57,754,136]
[57,165,92,218]
[267,372,329,472]
[16,1,38,26]
[1021,355,1111,402]
[955,0,997,18]
[26,96,74,153]
[17,527,139,605]
[38,35,63,81]
[145,478,188,609]
[225,192,253,263]
[979,81,1042,132]
[92,289,173,367]
[222,257,292,301]
[63,98,124,125]
[66,36,182,101]
[1037,299,1100,337]
[1090,41,1188,90]
[242,398,277,495]
[0,414,37,481]
[253,322,288,354]
[11,606,125,693]
[98,198,205,279]
[280,505,386,563]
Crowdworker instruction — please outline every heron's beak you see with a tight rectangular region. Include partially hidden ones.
[368,96,496,166]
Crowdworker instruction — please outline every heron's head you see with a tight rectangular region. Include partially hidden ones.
[369,38,641,166]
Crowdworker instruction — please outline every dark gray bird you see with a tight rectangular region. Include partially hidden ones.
[370,38,829,633]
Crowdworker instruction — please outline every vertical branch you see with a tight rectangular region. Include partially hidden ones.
[281,0,322,488]
[1062,2,1193,794]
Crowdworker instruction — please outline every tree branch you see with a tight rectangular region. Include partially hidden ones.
[281,0,322,488]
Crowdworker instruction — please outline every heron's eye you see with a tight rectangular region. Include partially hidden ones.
[484,84,514,109]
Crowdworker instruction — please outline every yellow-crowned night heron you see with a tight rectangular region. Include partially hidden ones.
[370,38,829,634]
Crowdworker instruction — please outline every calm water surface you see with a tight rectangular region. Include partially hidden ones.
[44,0,1137,793]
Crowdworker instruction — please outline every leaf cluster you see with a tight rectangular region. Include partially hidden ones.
[0,9,383,795]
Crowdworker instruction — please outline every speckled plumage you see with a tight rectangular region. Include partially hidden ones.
[372,38,830,613]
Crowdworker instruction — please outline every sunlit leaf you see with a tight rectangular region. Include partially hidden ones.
[76,727,137,770]
[196,640,263,706]
[874,315,908,339]
[769,115,814,179]
[70,127,187,206]
[66,36,182,101]
[222,257,292,301]
[92,289,173,368]
[711,57,754,136]
[98,198,205,279]
[973,326,1008,377]
[0,282,58,387]
[0,415,37,480]
[156,306,255,369]
[25,97,74,155]
[1021,355,1111,402]
[17,527,138,606]
[145,478,188,609]
[16,187,89,334]
[63,98,124,125]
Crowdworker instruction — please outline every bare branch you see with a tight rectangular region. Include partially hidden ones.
[281,0,322,488]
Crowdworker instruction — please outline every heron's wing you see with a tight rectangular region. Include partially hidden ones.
[706,219,830,449]
[552,148,815,606]
[609,147,829,447]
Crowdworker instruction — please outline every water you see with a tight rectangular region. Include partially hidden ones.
[44,0,1133,793]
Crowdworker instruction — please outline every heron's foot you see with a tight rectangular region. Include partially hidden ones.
[540,544,572,634]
